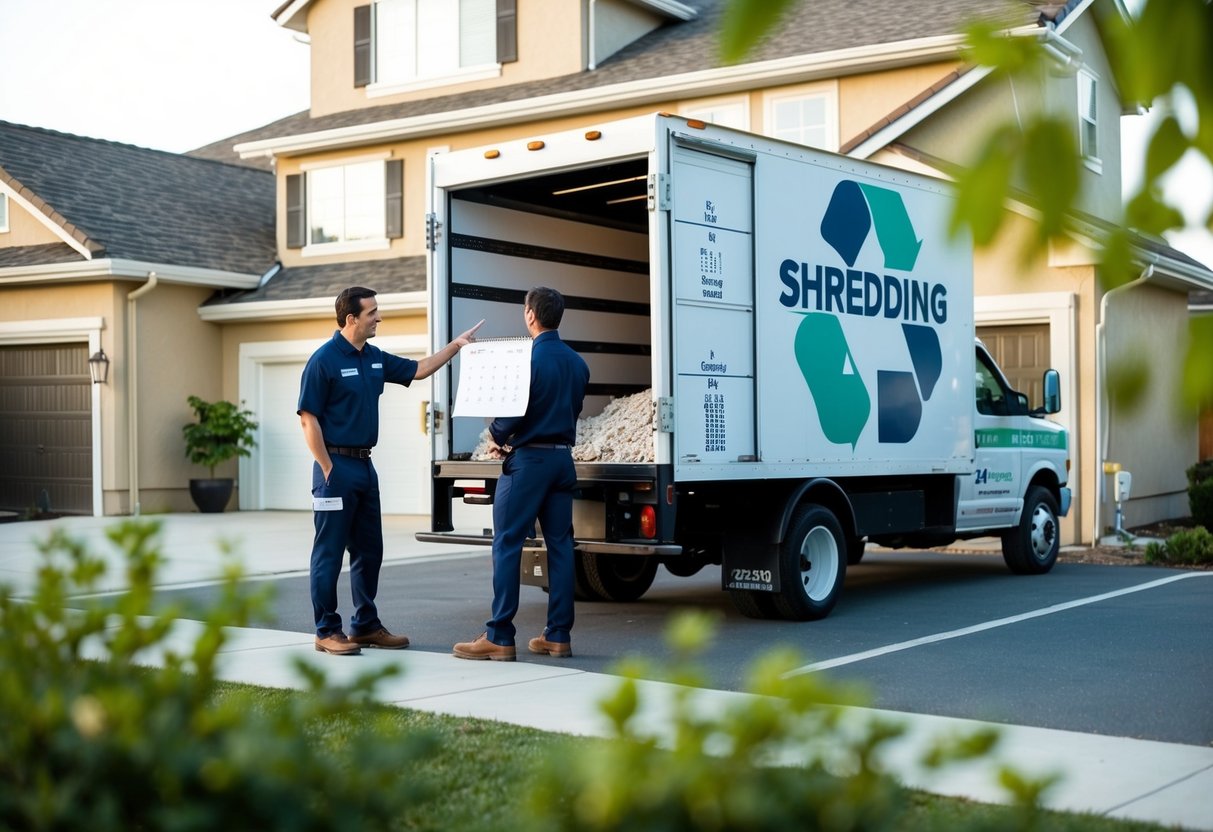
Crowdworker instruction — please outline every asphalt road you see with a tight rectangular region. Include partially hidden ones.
[159,550,1213,747]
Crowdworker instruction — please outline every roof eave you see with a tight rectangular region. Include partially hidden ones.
[198,290,429,322]
[236,33,966,160]
[272,0,311,33]
[0,258,263,289]
[626,0,697,21]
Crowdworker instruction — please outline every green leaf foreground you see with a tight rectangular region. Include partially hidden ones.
[722,0,1213,412]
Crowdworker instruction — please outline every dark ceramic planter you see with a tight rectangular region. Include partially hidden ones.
[189,478,234,513]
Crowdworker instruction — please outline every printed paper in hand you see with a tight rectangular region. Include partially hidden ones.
[453,337,532,417]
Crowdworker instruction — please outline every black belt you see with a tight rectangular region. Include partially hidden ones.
[524,443,570,450]
[327,446,372,458]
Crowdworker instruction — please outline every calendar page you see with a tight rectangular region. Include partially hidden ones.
[452,337,532,417]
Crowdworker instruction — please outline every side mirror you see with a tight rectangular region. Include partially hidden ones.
[1042,369,1061,414]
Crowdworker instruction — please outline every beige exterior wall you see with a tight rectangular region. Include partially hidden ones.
[307,0,586,119]
[127,283,225,513]
[0,279,231,515]
[837,61,961,146]
[1101,282,1198,529]
[0,196,67,247]
[1055,14,1123,222]
[275,102,671,262]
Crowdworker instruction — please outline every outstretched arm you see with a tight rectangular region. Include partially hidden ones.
[414,319,485,380]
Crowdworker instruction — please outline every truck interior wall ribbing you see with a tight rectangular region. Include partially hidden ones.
[446,183,654,456]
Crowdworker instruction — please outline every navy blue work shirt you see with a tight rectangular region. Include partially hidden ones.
[297,330,418,447]
[490,330,589,448]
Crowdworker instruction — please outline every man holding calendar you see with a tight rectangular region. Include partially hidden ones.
[300,286,481,656]
[454,287,589,661]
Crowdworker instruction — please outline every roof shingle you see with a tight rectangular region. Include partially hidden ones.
[0,121,276,275]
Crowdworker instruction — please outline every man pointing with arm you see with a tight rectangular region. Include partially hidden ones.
[301,286,482,656]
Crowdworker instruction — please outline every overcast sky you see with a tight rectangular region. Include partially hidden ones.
[1,0,1210,268]
[0,0,310,153]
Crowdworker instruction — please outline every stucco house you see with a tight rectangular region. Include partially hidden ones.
[3,0,1210,544]
[0,123,275,516]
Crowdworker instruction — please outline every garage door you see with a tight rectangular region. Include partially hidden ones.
[0,343,92,514]
[976,323,1050,409]
[256,359,430,514]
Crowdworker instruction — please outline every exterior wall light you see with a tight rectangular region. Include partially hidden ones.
[88,348,110,385]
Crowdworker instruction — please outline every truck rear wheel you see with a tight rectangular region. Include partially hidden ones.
[581,552,658,602]
[1002,486,1060,575]
[773,506,846,621]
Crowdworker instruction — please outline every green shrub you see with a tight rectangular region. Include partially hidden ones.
[1189,481,1213,530]
[524,611,1057,832]
[1145,526,1213,566]
[0,520,436,831]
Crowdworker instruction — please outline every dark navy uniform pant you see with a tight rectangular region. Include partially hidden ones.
[310,454,384,637]
[486,446,577,646]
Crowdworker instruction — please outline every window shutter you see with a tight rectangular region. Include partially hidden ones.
[385,160,403,239]
[496,0,517,64]
[286,173,306,249]
[354,4,373,88]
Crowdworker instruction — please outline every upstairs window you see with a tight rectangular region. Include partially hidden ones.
[680,96,749,130]
[764,86,837,151]
[356,0,515,94]
[0,193,8,233]
[1078,69,1100,171]
[286,158,403,253]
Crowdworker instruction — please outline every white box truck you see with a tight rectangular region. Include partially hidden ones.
[418,113,1071,621]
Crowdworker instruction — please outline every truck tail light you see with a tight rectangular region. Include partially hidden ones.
[640,505,656,539]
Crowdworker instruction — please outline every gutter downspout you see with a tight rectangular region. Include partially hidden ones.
[1094,265,1151,543]
[126,272,158,516]
[588,0,597,70]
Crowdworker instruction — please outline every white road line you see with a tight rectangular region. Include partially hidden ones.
[787,571,1213,677]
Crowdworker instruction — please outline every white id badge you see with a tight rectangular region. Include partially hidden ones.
[313,497,344,512]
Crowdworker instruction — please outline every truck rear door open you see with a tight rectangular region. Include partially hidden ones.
[668,137,757,481]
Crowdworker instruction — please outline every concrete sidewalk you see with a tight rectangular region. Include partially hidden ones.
[4,512,1211,830]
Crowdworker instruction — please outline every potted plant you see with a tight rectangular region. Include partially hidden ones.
[182,395,258,513]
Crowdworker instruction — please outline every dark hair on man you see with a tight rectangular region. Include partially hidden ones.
[525,286,565,330]
[336,287,377,326]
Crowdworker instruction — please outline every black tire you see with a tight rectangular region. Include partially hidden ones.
[1002,486,1060,575]
[846,535,866,565]
[581,552,659,602]
[572,552,601,600]
[772,505,847,621]
[729,589,779,619]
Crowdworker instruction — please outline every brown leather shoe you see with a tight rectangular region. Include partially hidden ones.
[314,633,361,655]
[453,633,516,662]
[528,634,572,657]
[350,627,410,649]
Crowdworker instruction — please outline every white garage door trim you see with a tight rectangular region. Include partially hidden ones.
[0,316,105,516]
[976,291,1077,506]
[239,334,428,512]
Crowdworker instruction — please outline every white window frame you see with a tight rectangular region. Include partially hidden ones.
[1078,68,1101,174]
[679,95,750,131]
[367,0,501,98]
[0,193,8,233]
[300,154,392,257]
[762,82,839,152]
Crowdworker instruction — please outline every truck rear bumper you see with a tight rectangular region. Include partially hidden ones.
[415,531,680,556]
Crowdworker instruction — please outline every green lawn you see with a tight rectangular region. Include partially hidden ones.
[221,683,1169,832]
